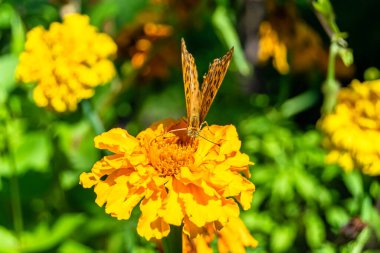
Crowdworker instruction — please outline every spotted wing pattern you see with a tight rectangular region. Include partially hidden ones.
[199,47,234,123]
[181,38,201,122]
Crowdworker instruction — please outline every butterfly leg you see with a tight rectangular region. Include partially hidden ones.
[200,121,209,129]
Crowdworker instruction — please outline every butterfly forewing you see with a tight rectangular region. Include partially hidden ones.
[181,38,233,137]
[181,38,201,122]
[199,47,234,123]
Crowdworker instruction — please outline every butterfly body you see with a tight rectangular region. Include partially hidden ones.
[187,114,201,137]
[181,38,234,138]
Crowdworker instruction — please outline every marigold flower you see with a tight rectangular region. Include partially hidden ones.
[182,217,258,253]
[319,79,380,175]
[80,119,255,240]
[16,13,117,112]
[258,21,289,74]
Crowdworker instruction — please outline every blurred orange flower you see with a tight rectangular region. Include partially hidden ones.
[16,13,117,112]
[259,0,355,77]
[116,11,175,81]
[320,79,380,175]
[258,21,289,74]
[80,119,255,240]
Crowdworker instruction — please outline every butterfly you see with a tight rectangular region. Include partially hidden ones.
[181,38,234,138]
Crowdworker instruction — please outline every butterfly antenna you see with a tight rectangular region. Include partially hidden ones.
[167,128,221,146]
[198,134,220,146]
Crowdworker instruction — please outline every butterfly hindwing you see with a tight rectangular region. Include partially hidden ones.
[199,47,234,122]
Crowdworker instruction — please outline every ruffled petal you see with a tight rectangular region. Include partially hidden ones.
[159,178,184,226]
[95,128,139,154]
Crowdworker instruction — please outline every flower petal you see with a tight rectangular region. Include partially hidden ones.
[159,179,184,226]
[95,128,139,154]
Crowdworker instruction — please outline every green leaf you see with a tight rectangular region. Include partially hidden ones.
[272,170,294,201]
[0,118,24,177]
[249,186,267,209]
[251,166,277,185]
[343,170,363,198]
[360,197,372,222]
[0,3,12,28]
[326,206,349,229]
[241,212,275,234]
[293,169,319,201]
[262,135,286,160]
[0,4,25,54]
[22,214,86,252]
[369,181,380,199]
[280,90,319,118]
[270,224,297,252]
[313,243,337,253]
[0,226,18,251]
[0,54,18,103]
[10,7,25,54]
[58,240,94,253]
[0,214,86,252]
[14,131,53,173]
[60,170,83,190]
[212,6,251,76]
[349,227,371,253]
[312,0,333,16]
[55,121,99,173]
[315,187,333,207]
[338,48,353,67]
[304,211,325,248]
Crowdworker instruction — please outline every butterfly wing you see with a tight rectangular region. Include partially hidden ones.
[181,38,201,121]
[199,47,234,122]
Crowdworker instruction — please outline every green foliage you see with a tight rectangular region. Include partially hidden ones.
[240,110,380,252]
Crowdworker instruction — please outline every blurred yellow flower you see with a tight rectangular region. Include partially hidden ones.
[80,119,255,240]
[319,79,380,175]
[183,217,258,253]
[258,21,289,74]
[16,13,117,112]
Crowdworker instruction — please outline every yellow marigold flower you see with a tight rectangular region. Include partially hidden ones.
[16,13,117,112]
[319,79,380,176]
[183,217,258,253]
[80,119,255,240]
[258,21,289,74]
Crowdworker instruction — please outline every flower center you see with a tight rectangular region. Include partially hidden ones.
[149,135,197,177]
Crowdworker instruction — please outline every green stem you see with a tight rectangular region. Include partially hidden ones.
[162,225,182,253]
[321,42,340,115]
[327,42,337,82]
[82,100,105,135]
[10,158,23,241]
[5,122,23,241]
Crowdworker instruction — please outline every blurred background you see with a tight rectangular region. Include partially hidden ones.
[1,0,380,252]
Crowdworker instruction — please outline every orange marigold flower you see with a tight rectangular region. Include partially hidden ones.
[319,79,380,175]
[258,21,289,74]
[16,13,117,112]
[80,119,255,240]
[183,217,258,253]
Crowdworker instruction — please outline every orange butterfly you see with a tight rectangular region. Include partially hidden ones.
[181,38,234,138]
